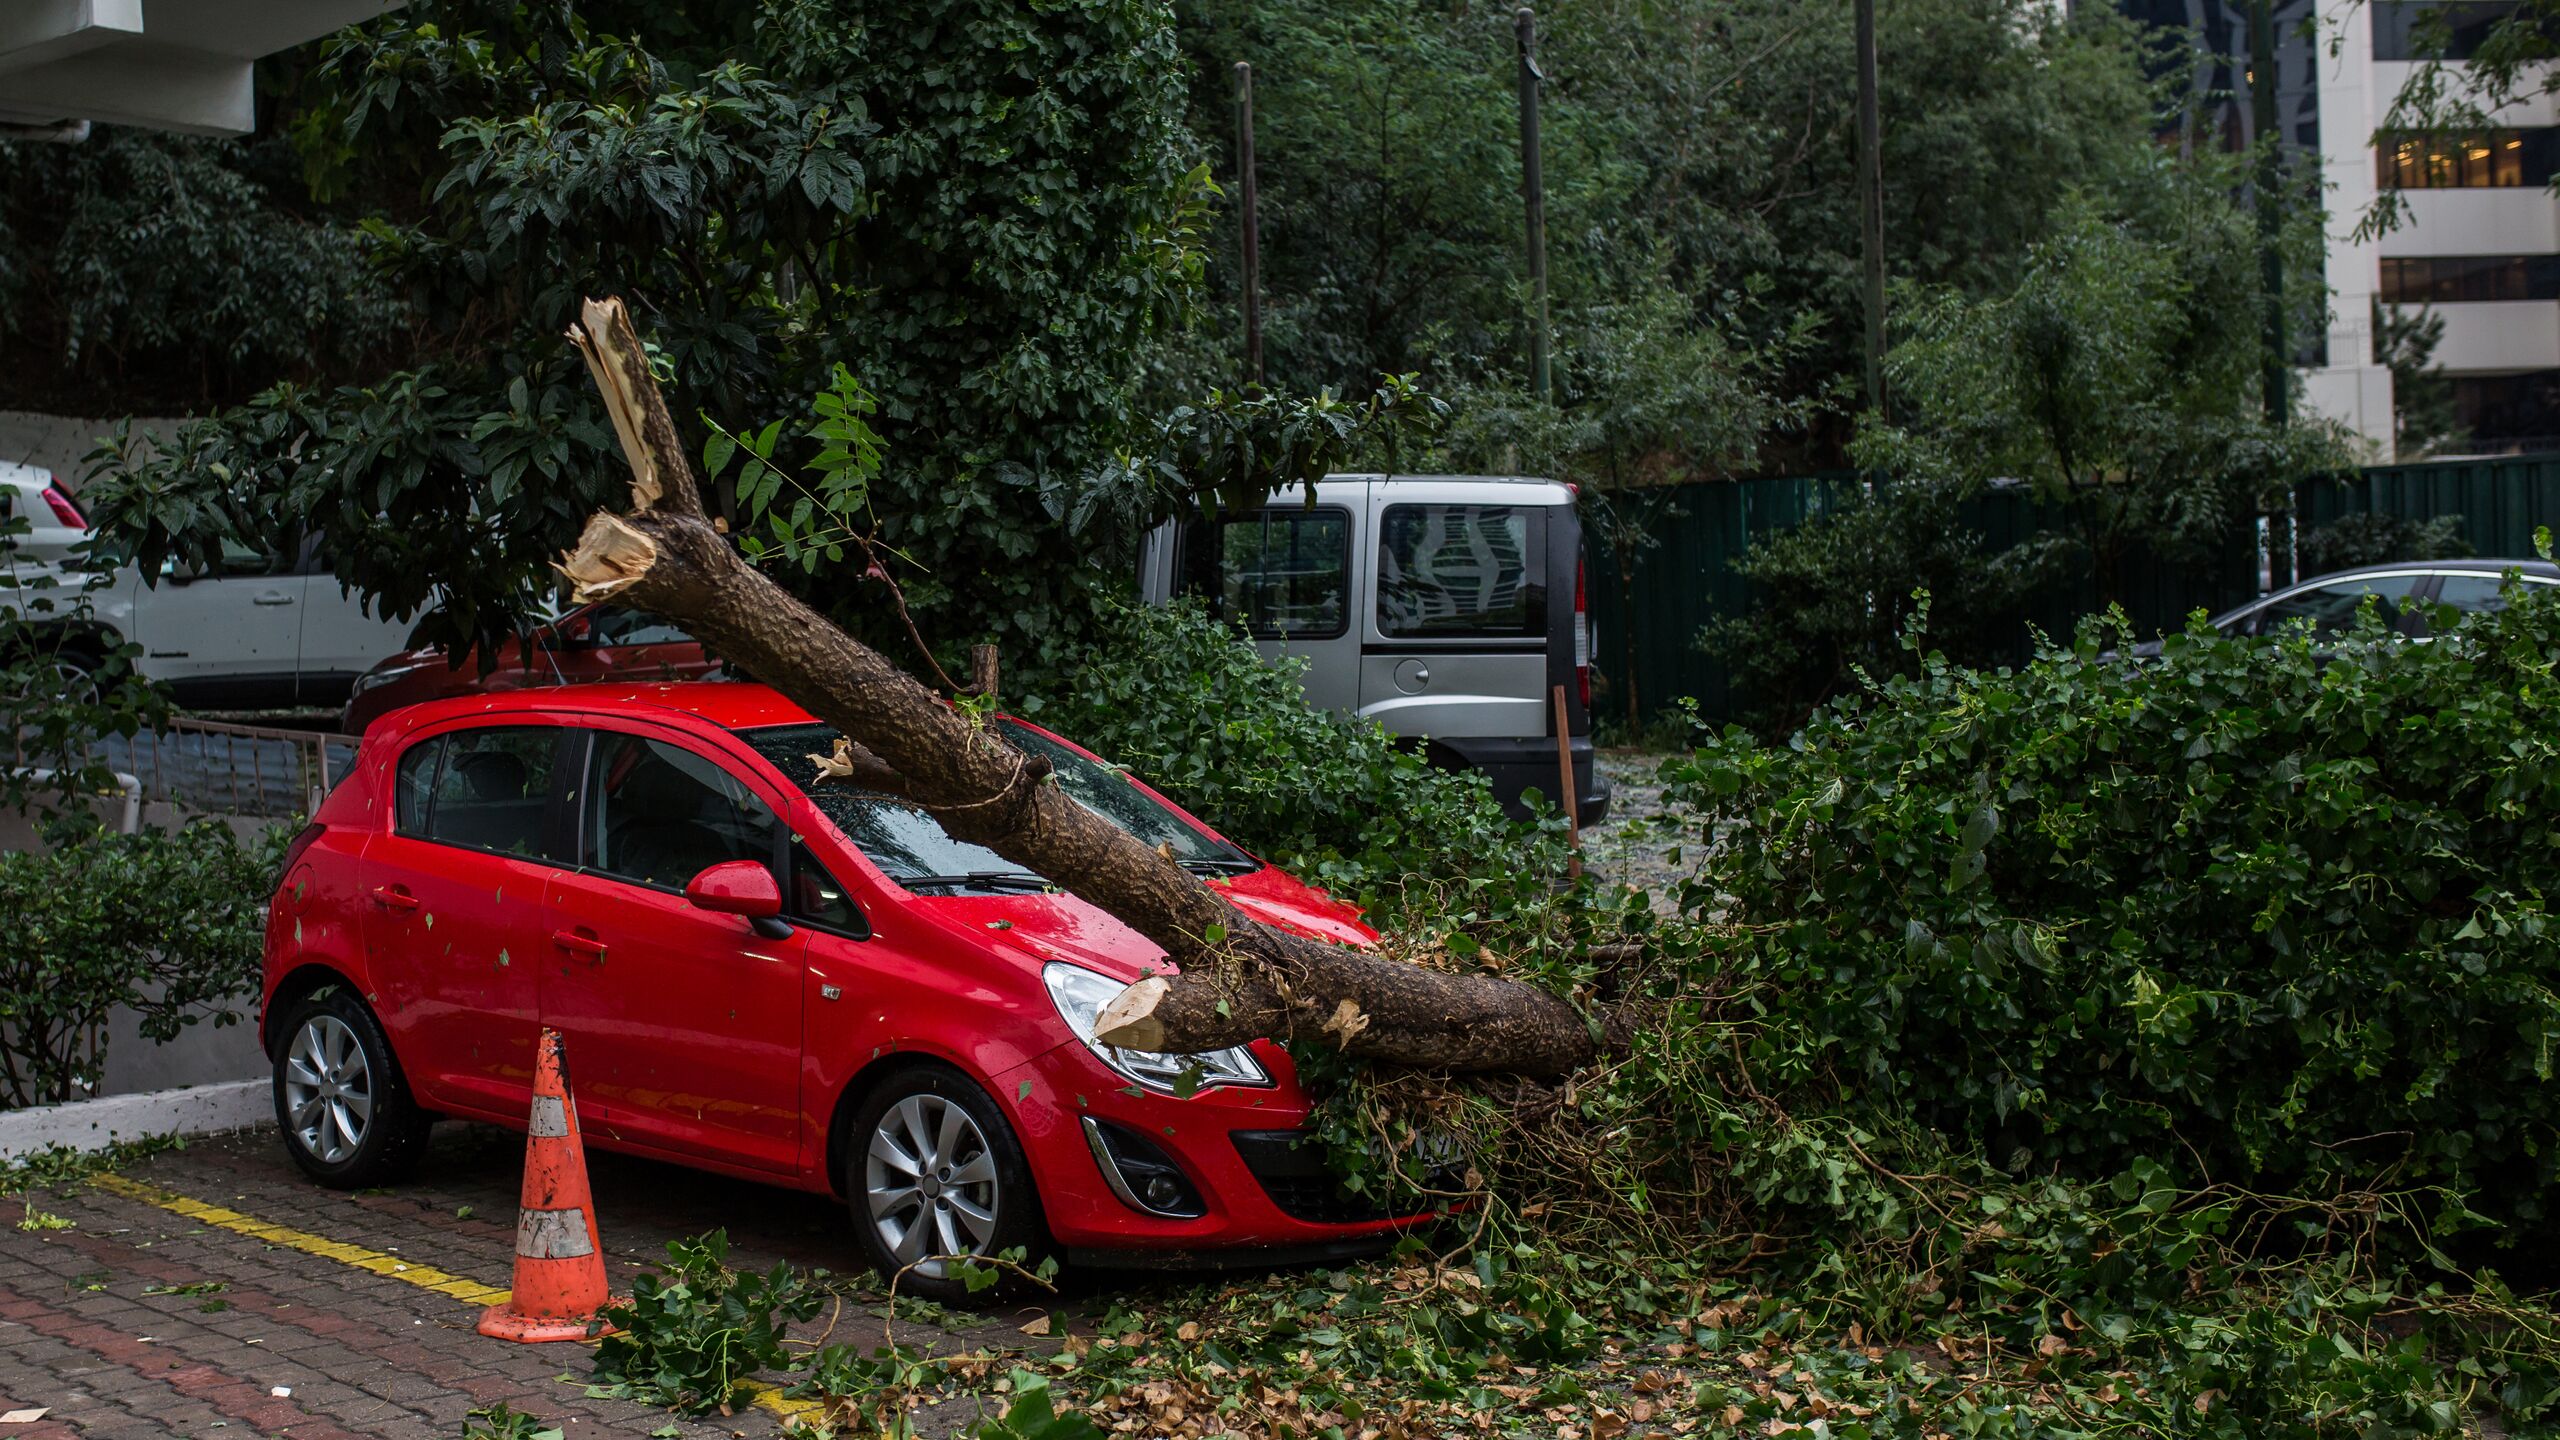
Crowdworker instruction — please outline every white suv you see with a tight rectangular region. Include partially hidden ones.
[0,463,92,565]
[4,528,413,709]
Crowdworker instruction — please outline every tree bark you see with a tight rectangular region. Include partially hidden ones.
[556,297,1594,1078]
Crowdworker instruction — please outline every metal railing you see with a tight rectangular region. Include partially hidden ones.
[89,716,357,820]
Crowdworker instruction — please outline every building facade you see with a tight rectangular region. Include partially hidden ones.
[2126,0,2558,458]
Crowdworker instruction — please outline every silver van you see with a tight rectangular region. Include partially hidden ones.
[1139,475,1609,823]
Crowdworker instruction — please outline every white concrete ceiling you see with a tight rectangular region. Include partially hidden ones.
[0,0,402,136]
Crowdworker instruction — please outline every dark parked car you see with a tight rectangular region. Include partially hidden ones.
[2130,559,2560,656]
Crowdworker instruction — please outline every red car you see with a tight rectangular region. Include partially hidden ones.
[264,682,1420,1297]
[339,605,717,734]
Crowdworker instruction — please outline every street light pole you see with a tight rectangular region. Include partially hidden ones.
[1855,0,1888,418]
[1516,7,1552,404]
[1235,61,1264,390]
[2250,0,2288,426]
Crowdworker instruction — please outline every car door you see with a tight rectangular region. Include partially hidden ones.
[541,722,806,1174]
[2414,569,2560,634]
[2229,571,2431,643]
[293,539,417,706]
[1172,489,1364,712]
[1359,494,1553,740]
[135,540,304,706]
[354,719,573,1121]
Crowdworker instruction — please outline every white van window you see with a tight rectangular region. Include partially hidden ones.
[1180,509,1351,640]
[1377,505,1546,638]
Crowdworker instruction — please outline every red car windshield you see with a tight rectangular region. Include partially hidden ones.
[737,719,1253,885]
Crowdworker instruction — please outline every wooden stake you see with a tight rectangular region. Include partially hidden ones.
[1552,684,1583,878]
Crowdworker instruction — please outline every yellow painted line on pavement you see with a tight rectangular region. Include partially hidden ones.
[88,1172,824,1424]
[92,1172,511,1305]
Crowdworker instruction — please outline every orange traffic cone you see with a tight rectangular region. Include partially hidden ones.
[479,1027,623,1342]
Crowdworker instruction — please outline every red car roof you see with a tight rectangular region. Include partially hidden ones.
[389,680,822,732]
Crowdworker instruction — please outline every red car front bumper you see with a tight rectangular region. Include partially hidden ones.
[989,1041,1432,1264]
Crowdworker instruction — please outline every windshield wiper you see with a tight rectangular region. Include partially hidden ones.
[900,871,1056,893]
[1180,857,1261,876]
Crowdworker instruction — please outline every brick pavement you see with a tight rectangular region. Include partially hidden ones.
[0,1124,1081,1439]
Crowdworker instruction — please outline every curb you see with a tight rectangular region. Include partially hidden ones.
[0,1079,268,1160]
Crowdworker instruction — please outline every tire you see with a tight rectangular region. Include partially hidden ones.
[270,987,431,1189]
[45,647,101,707]
[844,1064,1048,1304]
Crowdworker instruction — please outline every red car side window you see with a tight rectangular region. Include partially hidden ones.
[579,731,781,891]
[394,736,442,834]
[399,725,567,860]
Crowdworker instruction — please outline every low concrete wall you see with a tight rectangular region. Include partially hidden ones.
[0,409,189,486]
[102,1007,268,1094]
[0,1080,267,1160]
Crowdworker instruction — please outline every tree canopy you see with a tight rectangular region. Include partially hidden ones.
[77,0,1209,670]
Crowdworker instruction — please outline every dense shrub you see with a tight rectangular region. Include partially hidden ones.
[1024,600,1549,899]
[1698,481,2074,733]
[2298,509,2472,575]
[0,821,278,1108]
[1666,573,2560,1230]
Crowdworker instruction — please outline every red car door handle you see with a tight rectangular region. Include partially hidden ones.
[371,885,421,912]
[552,929,608,960]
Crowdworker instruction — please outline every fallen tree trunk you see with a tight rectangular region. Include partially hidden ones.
[557,297,1594,1077]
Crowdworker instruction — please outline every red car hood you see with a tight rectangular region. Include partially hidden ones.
[911,865,1374,985]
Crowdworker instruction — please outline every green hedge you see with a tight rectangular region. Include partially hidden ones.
[0,821,276,1108]
[1666,576,2560,1230]
[1025,600,1549,901]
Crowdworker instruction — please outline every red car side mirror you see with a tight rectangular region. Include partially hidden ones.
[683,860,782,919]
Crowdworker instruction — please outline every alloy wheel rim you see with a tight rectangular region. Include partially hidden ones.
[283,1014,373,1165]
[863,1094,1000,1278]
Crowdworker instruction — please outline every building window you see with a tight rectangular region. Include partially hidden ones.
[2453,370,2560,451]
[2377,129,2556,187]
[2380,254,2560,302]
[2373,2,2540,61]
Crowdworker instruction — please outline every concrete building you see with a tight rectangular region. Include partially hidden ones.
[2128,0,2559,458]
[0,0,398,137]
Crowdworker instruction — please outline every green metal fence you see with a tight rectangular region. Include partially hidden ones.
[2300,453,2560,560]
[1587,452,2560,730]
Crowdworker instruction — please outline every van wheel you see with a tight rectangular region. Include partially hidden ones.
[271,988,430,1189]
[844,1065,1048,1304]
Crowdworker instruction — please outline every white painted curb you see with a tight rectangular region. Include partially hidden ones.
[0,1079,268,1160]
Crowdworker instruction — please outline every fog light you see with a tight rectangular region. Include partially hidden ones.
[1082,1117,1206,1219]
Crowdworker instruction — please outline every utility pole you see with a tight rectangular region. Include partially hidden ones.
[1235,61,1264,389]
[1855,0,1888,418]
[1516,7,1552,403]
[2250,0,2288,426]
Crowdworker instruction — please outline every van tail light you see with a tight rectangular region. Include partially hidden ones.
[275,822,325,889]
[40,482,84,527]
[1573,551,1590,712]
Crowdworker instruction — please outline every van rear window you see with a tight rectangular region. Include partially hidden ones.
[1179,508,1351,640]
[1376,505,1546,638]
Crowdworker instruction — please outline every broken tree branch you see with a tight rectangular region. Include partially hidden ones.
[558,296,1595,1077]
